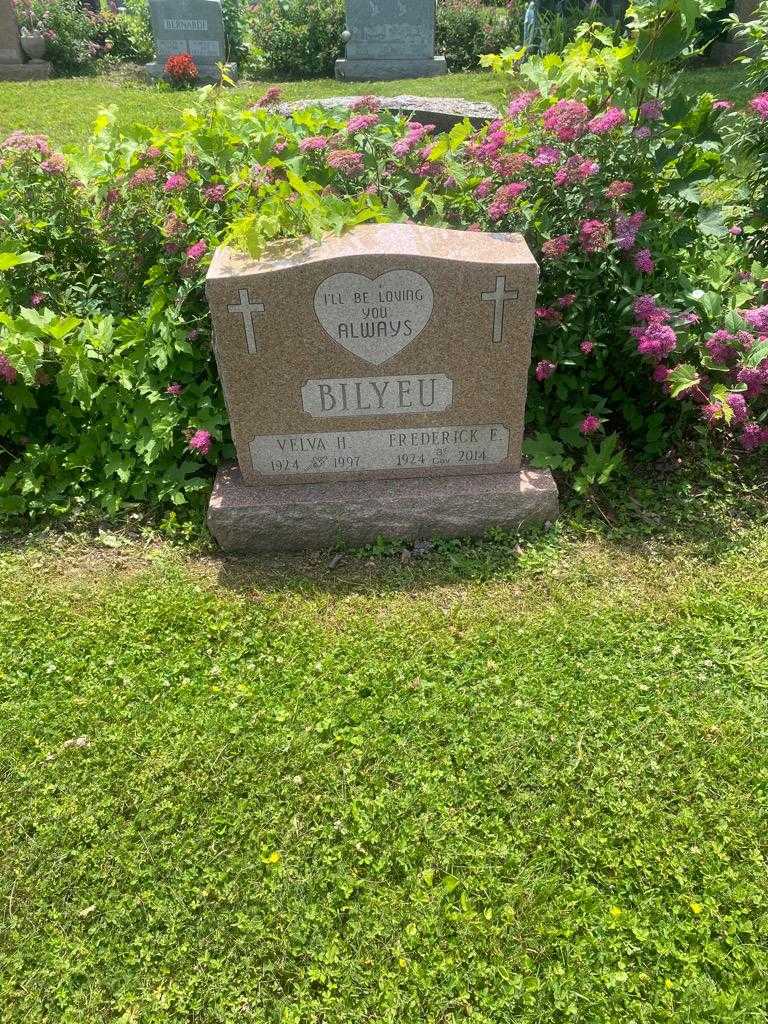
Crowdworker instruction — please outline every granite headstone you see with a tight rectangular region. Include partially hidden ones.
[336,0,447,81]
[205,224,558,551]
[0,0,51,80]
[144,0,236,83]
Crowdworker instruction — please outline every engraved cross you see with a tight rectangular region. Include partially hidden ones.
[227,288,265,354]
[481,275,519,344]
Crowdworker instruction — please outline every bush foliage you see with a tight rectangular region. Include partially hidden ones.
[1,0,767,522]
[0,72,765,524]
[246,0,346,78]
[13,0,153,74]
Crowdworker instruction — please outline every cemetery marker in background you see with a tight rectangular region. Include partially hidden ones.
[144,0,237,83]
[0,0,51,80]
[206,224,558,552]
[336,0,447,81]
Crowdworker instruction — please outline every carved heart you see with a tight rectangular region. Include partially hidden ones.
[314,270,434,365]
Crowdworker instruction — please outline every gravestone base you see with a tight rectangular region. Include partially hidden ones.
[143,60,237,84]
[0,61,51,80]
[208,462,558,553]
[335,56,447,81]
[278,95,500,133]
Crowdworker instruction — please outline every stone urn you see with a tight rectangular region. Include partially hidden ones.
[20,31,47,63]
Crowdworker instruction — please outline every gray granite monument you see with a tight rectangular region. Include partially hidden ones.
[279,95,501,134]
[0,0,51,80]
[144,0,237,83]
[712,0,758,63]
[336,0,447,81]
[205,224,558,553]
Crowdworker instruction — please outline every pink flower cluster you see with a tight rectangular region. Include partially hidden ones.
[532,145,561,167]
[745,305,768,334]
[326,149,364,176]
[553,156,599,188]
[541,234,570,260]
[203,183,226,203]
[639,100,664,121]
[179,239,207,278]
[535,359,556,381]
[615,211,646,251]
[705,329,741,364]
[392,121,435,157]
[542,100,590,142]
[254,86,282,109]
[186,240,207,262]
[636,294,767,450]
[632,296,677,361]
[535,308,561,322]
[490,152,530,179]
[163,172,189,193]
[0,353,17,384]
[39,152,66,175]
[588,107,626,135]
[467,123,508,162]
[299,135,328,153]
[507,91,539,118]
[749,93,768,120]
[604,180,633,200]
[128,167,157,189]
[349,95,381,112]
[163,212,186,237]
[634,249,654,274]
[487,180,529,221]
[188,429,212,455]
[1,131,51,156]
[579,219,609,254]
[347,113,380,133]
[580,414,601,435]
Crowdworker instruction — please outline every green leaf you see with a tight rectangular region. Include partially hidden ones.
[723,309,747,335]
[691,290,722,318]
[744,339,768,368]
[448,120,472,149]
[697,207,728,238]
[286,169,321,198]
[522,432,566,470]
[46,316,81,342]
[92,106,116,136]
[0,250,42,271]
[667,363,701,398]
[427,136,449,162]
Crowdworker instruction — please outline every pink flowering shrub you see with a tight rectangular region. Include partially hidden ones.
[0,85,763,522]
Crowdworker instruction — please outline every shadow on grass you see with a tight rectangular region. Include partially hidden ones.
[1,455,766,599]
[210,456,768,598]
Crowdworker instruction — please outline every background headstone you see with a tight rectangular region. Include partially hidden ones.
[0,0,51,80]
[336,0,447,81]
[144,0,237,83]
[205,224,558,551]
[711,0,758,63]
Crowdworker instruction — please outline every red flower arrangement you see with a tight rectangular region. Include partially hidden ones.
[164,52,198,87]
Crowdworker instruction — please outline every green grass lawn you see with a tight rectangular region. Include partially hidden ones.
[0,66,747,148]
[2,474,768,1022]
